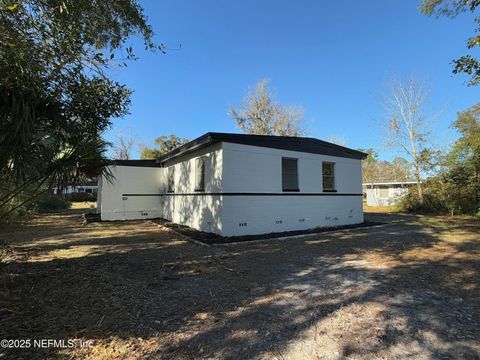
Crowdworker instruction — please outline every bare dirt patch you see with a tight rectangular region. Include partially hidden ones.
[0,210,479,359]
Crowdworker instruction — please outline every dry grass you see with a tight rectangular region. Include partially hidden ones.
[363,204,400,213]
[70,201,97,211]
[0,209,479,359]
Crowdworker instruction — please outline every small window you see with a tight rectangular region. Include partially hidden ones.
[322,162,335,191]
[282,157,299,191]
[167,166,175,193]
[379,186,389,198]
[194,157,205,192]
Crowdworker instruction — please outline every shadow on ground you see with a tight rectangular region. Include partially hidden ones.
[0,212,479,359]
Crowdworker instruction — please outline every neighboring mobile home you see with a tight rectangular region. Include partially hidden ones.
[98,133,367,236]
[363,180,417,207]
[54,182,98,195]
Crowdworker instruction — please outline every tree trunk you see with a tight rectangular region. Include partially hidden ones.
[475,164,480,212]
[414,164,423,203]
[408,128,423,203]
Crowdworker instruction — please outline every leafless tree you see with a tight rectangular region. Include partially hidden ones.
[382,75,433,202]
[229,79,307,136]
[112,130,136,160]
[326,135,348,147]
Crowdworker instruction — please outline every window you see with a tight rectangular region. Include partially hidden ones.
[282,157,299,191]
[195,157,205,191]
[322,162,335,191]
[379,186,389,198]
[167,166,175,193]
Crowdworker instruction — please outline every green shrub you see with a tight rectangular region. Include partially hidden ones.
[32,194,71,213]
[399,190,448,214]
[399,177,477,215]
[65,192,97,202]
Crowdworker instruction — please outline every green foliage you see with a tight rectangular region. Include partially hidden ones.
[31,194,71,213]
[0,0,160,218]
[399,103,480,215]
[65,192,97,202]
[421,0,480,85]
[448,104,480,210]
[399,178,451,214]
[399,175,476,215]
[141,135,190,159]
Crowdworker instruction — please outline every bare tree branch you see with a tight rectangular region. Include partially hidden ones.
[229,79,307,136]
[382,75,435,202]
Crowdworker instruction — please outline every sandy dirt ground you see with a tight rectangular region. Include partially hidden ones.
[0,207,479,359]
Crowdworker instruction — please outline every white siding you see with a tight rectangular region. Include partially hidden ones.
[97,141,364,236]
[162,143,224,234]
[365,186,409,206]
[220,142,363,236]
[99,165,163,221]
[221,142,362,193]
[222,195,362,236]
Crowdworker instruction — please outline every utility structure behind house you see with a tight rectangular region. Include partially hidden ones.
[97,133,367,236]
[363,180,418,206]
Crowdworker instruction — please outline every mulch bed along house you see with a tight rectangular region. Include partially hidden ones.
[154,219,385,245]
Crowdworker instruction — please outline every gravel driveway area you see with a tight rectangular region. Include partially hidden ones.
[1,210,479,359]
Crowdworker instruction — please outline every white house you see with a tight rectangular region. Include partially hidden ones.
[97,133,367,236]
[363,180,417,207]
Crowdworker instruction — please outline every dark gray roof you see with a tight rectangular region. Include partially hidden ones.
[156,132,367,163]
[107,160,161,167]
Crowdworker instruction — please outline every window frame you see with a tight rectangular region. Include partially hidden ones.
[194,157,206,192]
[167,166,175,193]
[322,161,336,192]
[282,157,299,192]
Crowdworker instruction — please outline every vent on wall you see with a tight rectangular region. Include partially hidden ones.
[239,222,247,227]
[275,220,282,224]
[299,218,305,222]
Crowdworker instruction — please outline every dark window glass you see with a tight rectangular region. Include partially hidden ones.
[282,158,299,191]
[195,157,205,191]
[322,162,335,191]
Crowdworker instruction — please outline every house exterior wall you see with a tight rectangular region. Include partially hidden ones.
[99,165,163,221]
[98,141,364,236]
[364,186,409,206]
[220,142,363,236]
[161,142,224,234]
